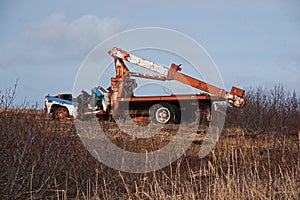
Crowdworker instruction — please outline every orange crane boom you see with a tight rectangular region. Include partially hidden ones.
[109,47,245,108]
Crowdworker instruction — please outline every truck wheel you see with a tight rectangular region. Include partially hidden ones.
[150,102,179,124]
[53,107,69,120]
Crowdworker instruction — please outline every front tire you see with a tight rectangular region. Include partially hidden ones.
[53,107,69,120]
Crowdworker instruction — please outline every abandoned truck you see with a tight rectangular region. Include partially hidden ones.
[44,47,245,124]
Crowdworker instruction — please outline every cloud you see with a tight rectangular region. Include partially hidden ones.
[0,13,126,66]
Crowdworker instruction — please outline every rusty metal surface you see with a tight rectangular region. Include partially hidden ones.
[167,63,182,80]
[230,86,244,98]
[109,47,169,76]
[225,93,246,108]
[113,76,126,114]
[129,72,166,81]
[114,58,129,78]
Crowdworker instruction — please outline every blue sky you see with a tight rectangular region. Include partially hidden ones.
[0,0,299,106]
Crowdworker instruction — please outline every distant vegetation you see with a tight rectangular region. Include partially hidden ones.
[226,84,300,134]
[0,83,299,199]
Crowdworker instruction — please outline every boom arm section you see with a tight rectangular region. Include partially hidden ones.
[109,47,245,108]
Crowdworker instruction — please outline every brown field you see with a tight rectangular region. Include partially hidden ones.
[0,108,299,199]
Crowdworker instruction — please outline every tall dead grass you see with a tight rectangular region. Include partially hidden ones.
[0,109,299,199]
[0,83,299,199]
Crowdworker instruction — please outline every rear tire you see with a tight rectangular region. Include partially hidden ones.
[53,107,69,120]
[150,102,180,124]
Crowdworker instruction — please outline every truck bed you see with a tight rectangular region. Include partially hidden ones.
[118,93,224,102]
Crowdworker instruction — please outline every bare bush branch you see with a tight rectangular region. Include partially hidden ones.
[0,79,19,108]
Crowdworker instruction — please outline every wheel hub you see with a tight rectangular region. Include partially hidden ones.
[156,107,171,124]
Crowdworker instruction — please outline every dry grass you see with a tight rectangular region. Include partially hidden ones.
[0,109,299,199]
